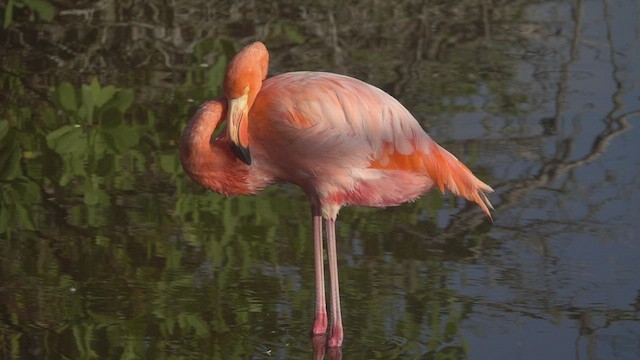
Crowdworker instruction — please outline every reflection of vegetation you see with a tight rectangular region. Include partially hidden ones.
[47,79,136,204]
[0,62,41,233]
[2,0,54,29]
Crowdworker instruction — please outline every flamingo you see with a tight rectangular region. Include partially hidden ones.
[180,41,493,348]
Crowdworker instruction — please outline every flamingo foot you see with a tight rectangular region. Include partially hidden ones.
[327,325,343,348]
[312,311,328,335]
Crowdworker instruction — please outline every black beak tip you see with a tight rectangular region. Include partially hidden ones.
[230,143,252,165]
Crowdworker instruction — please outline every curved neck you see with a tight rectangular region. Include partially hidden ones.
[180,99,254,196]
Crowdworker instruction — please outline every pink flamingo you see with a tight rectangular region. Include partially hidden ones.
[180,42,493,348]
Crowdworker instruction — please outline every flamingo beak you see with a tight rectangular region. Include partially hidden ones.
[227,93,252,165]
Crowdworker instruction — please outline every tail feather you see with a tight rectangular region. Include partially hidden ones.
[422,144,494,219]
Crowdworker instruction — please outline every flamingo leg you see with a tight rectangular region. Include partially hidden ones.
[325,218,343,347]
[311,205,328,335]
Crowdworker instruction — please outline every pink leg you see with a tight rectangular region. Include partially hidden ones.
[311,206,328,335]
[325,218,343,347]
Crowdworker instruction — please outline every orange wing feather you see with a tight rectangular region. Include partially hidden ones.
[370,139,494,219]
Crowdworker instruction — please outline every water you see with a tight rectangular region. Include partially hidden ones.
[1,0,639,359]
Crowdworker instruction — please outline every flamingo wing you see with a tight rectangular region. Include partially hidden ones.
[250,72,493,217]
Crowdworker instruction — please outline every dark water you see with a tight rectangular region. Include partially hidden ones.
[1,1,639,359]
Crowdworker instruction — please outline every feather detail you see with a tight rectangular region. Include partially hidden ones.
[369,140,494,219]
[422,142,494,219]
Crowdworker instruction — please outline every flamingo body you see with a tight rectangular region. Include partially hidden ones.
[251,71,492,217]
[180,42,493,348]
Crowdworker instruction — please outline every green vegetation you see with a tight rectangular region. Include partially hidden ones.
[3,0,54,29]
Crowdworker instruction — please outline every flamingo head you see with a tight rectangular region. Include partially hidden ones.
[223,42,269,165]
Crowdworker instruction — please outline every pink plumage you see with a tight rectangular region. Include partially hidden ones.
[180,42,493,348]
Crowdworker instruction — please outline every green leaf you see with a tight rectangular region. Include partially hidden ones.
[82,175,108,206]
[90,77,101,95]
[57,81,78,112]
[59,151,87,186]
[100,107,123,128]
[219,38,236,60]
[81,84,95,124]
[0,201,9,233]
[23,0,54,21]
[208,56,227,94]
[105,89,134,112]
[92,131,110,157]
[0,120,9,140]
[102,123,140,153]
[0,140,21,181]
[19,180,42,204]
[95,153,115,177]
[3,0,14,29]
[46,124,75,145]
[96,85,116,108]
[46,125,86,155]
[159,153,178,174]
[40,106,57,129]
[84,177,99,205]
[15,202,36,230]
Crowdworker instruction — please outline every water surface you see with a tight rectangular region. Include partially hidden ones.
[1,0,639,359]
